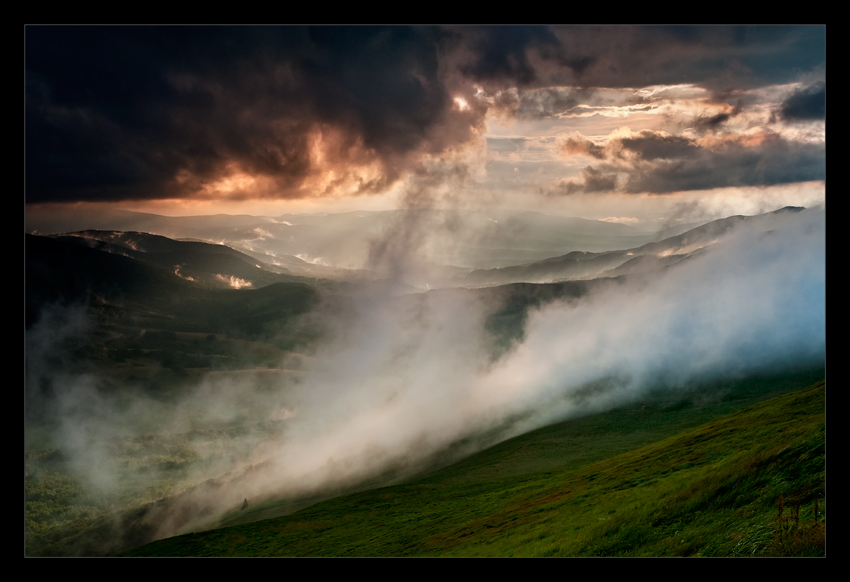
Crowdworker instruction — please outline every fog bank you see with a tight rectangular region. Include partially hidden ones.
[25,207,824,552]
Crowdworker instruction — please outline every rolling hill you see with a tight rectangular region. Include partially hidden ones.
[24,205,824,557]
[120,372,825,557]
[26,207,682,272]
[452,207,807,288]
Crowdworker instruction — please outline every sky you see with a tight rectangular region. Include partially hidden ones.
[25,26,825,226]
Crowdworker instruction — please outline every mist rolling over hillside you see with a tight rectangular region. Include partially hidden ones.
[25,206,824,554]
[25,26,824,556]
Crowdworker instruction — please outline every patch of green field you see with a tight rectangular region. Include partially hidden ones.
[24,419,291,556]
[122,373,824,557]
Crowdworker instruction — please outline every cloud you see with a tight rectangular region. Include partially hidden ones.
[559,166,619,194]
[557,129,824,194]
[778,81,826,121]
[25,206,824,552]
[453,26,564,87]
[690,102,743,132]
[479,87,588,120]
[26,26,825,205]
[455,27,825,92]
[621,134,825,194]
[25,27,484,204]
[561,136,606,159]
[482,207,824,432]
[618,132,700,160]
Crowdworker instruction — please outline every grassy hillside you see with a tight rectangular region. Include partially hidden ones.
[122,372,825,557]
[25,228,824,557]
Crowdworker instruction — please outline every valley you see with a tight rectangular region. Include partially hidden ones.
[25,206,825,556]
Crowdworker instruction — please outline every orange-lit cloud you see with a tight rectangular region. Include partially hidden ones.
[555,124,823,196]
[26,26,824,215]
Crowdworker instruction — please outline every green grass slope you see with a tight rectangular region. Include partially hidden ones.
[123,374,825,557]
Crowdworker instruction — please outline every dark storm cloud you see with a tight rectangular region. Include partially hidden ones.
[779,81,826,121]
[25,26,469,203]
[454,26,563,87]
[618,133,700,161]
[559,130,824,195]
[621,137,825,194]
[26,26,825,204]
[691,103,742,132]
[498,26,825,91]
[562,130,702,164]
[700,111,732,129]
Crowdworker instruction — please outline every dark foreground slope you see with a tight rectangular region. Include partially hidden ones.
[124,373,825,557]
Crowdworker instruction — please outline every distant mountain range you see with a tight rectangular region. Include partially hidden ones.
[448,207,807,288]
[26,207,810,319]
[25,233,318,334]
[26,207,703,272]
[51,230,315,289]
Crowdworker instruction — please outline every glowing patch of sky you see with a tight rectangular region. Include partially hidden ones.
[36,76,822,227]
